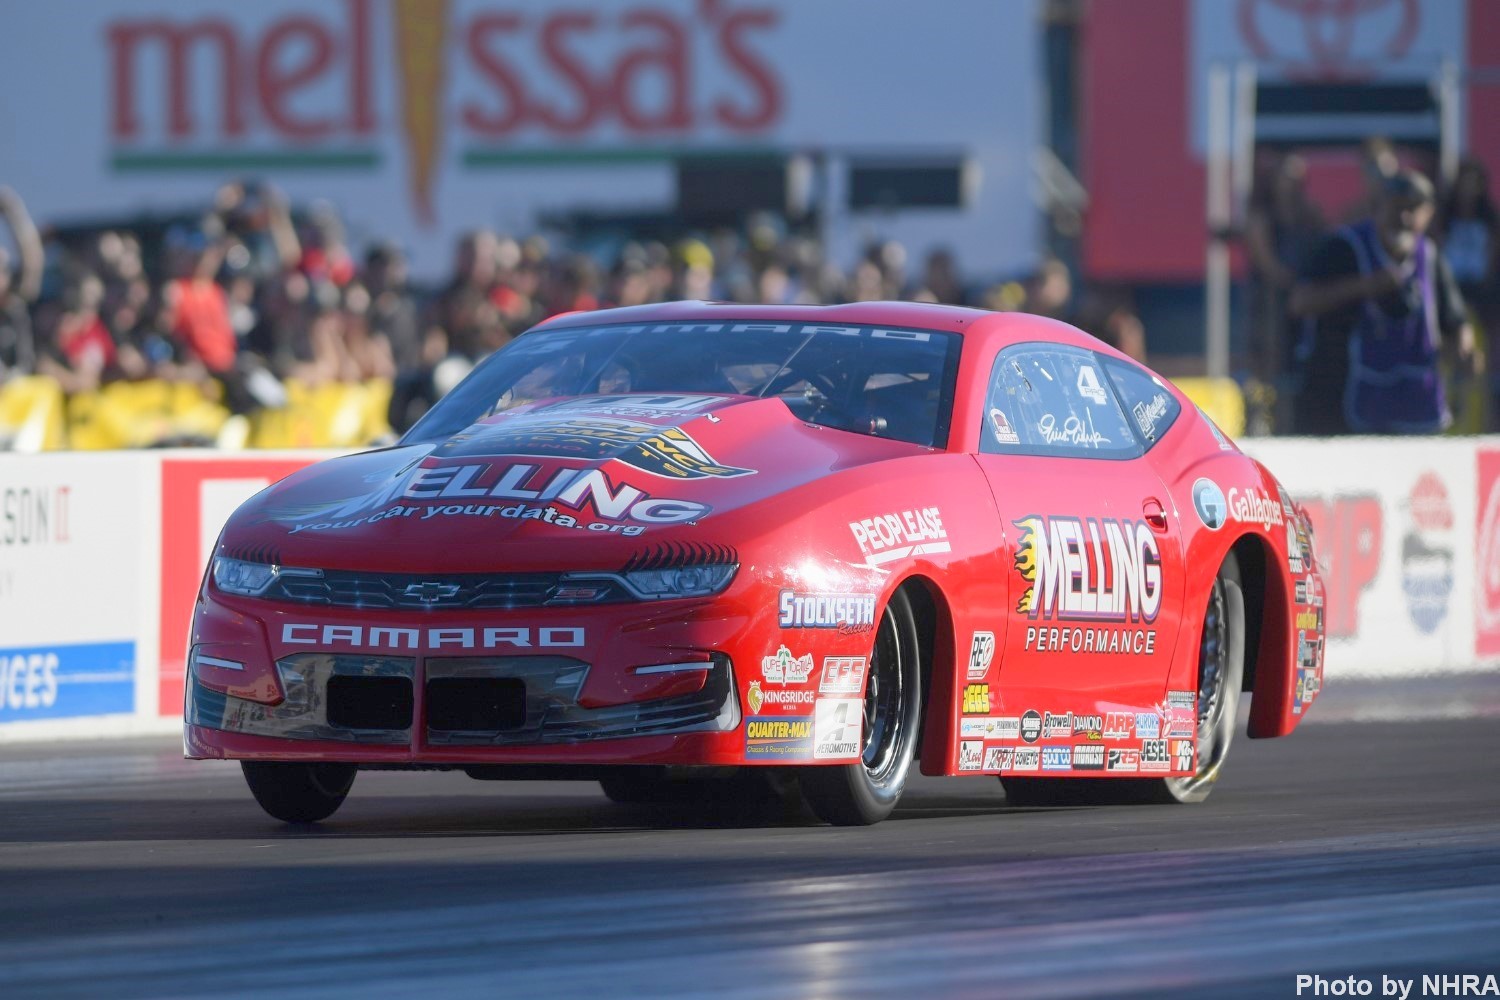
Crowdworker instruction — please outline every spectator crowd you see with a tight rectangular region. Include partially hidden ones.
[1,144,1496,449]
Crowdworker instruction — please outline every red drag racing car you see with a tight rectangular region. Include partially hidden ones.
[186,301,1325,825]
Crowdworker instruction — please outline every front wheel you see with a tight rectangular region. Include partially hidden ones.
[241,761,357,823]
[798,588,924,825]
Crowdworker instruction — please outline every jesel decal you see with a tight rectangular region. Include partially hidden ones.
[1013,514,1163,655]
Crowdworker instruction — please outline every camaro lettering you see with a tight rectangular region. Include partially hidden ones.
[280,624,585,650]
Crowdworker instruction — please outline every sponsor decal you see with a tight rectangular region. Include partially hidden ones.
[962,683,991,715]
[1140,738,1170,772]
[1106,748,1140,772]
[1019,709,1042,743]
[849,506,949,566]
[1041,711,1072,739]
[1132,392,1170,439]
[1036,410,1111,448]
[1295,608,1322,631]
[744,715,814,759]
[959,717,1021,741]
[746,679,764,714]
[761,645,814,685]
[813,698,862,759]
[1041,746,1072,771]
[1226,486,1284,531]
[1400,471,1454,635]
[967,631,996,682]
[453,416,754,481]
[0,641,134,721]
[778,591,877,630]
[1134,712,1161,739]
[280,623,584,650]
[1479,450,1500,658]
[1166,690,1195,710]
[1013,514,1161,656]
[959,740,984,771]
[1073,744,1106,770]
[278,459,710,536]
[533,394,729,421]
[1171,739,1194,772]
[1072,714,1104,740]
[1158,694,1195,738]
[1012,746,1041,772]
[1103,711,1133,739]
[1076,364,1108,405]
[1192,478,1227,530]
[1295,578,1309,604]
[984,746,1015,772]
[989,408,1020,445]
[759,687,815,708]
[818,656,866,696]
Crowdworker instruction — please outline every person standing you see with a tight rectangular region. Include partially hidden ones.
[1289,170,1481,435]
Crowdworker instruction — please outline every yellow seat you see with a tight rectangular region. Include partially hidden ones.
[0,376,67,451]
[1172,377,1246,438]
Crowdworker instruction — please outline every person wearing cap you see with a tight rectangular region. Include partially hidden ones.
[1290,168,1482,435]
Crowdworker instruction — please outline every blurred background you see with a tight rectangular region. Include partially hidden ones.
[0,0,1496,450]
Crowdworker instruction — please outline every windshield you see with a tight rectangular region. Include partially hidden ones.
[401,319,963,448]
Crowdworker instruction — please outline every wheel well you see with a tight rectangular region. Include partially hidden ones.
[896,577,942,759]
[1230,534,1269,695]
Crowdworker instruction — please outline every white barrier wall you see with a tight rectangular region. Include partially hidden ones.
[1,439,1497,742]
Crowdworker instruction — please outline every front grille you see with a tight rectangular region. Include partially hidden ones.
[268,569,629,610]
[427,678,527,731]
[327,675,414,730]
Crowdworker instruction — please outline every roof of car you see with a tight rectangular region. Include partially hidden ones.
[531,300,1106,354]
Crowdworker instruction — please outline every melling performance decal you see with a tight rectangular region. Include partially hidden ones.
[452,416,754,481]
[276,460,710,536]
[1012,515,1163,655]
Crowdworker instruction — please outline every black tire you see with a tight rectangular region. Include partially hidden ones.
[241,761,357,823]
[799,588,924,826]
[1001,550,1245,807]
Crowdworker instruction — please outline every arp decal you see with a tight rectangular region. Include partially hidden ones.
[1012,514,1162,655]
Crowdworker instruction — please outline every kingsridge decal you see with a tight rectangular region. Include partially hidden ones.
[1012,514,1162,655]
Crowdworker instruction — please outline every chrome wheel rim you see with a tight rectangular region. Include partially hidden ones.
[862,604,905,781]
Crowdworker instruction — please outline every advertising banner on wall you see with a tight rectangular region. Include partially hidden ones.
[0,455,149,723]
[0,0,1039,279]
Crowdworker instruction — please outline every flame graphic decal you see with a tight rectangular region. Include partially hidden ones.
[394,0,446,226]
[1012,516,1042,615]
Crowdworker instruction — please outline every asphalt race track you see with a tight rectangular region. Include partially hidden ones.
[1,677,1498,999]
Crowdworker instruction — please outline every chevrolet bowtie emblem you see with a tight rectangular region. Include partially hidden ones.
[404,581,460,603]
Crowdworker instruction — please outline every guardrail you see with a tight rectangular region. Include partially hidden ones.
[2,437,1497,742]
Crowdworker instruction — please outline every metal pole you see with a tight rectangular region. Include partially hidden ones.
[1439,59,1461,187]
[1205,64,1231,381]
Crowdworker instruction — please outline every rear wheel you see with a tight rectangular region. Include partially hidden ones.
[1001,551,1245,806]
[241,761,357,823]
[798,588,923,825]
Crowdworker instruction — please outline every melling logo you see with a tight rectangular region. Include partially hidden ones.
[106,0,783,226]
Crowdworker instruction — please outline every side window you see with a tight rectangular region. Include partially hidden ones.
[981,343,1141,459]
[1103,358,1180,448]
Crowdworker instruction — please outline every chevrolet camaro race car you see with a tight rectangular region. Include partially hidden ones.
[186,301,1326,825]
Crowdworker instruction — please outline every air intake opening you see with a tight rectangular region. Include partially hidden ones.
[427,678,527,732]
[326,676,413,730]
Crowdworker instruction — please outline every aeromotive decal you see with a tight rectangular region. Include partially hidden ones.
[280,624,585,650]
[278,460,710,535]
[849,507,949,566]
[1013,514,1163,655]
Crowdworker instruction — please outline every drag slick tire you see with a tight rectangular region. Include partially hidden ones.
[1001,551,1245,807]
[241,761,357,823]
[799,588,923,826]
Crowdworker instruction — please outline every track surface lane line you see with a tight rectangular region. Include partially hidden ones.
[0,686,1497,998]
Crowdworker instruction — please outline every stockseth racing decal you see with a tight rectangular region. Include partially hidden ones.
[1012,514,1163,655]
[849,507,949,567]
[778,591,877,631]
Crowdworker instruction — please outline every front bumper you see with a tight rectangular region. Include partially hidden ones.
[185,587,752,765]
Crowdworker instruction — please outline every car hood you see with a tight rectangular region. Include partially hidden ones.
[221,394,927,573]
